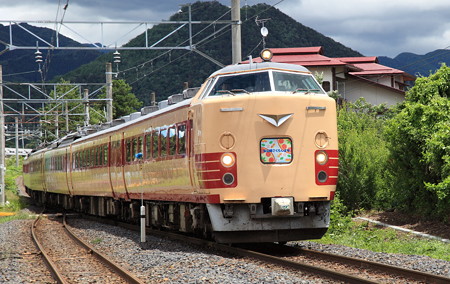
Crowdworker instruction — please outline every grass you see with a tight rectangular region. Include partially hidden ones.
[91,238,103,245]
[316,199,450,262]
[0,157,31,224]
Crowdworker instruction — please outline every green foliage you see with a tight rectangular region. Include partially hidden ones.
[110,80,143,119]
[336,98,391,211]
[39,78,105,142]
[318,214,450,261]
[0,211,31,224]
[385,64,450,219]
[326,197,353,237]
[0,157,27,212]
[5,157,22,192]
[321,198,449,261]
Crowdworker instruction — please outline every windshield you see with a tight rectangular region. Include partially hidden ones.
[208,71,271,96]
[273,71,324,94]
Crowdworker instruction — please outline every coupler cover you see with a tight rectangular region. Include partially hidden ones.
[271,197,294,216]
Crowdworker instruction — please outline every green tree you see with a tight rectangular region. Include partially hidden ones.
[385,64,450,219]
[40,79,104,142]
[107,80,143,119]
[336,98,391,211]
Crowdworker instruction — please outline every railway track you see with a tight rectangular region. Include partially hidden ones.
[238,243,450,284]
[31,214,145,284]
[109,217,449,283]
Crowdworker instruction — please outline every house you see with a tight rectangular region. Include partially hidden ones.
[255,47,415,106]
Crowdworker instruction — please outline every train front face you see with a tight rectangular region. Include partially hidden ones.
[191,61,338,243]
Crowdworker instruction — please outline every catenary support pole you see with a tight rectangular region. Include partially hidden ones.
[231,0,242,64]
[15,117,19,167]
[106,63,113,122]
[0,65,5,206]
[84,89,90,126]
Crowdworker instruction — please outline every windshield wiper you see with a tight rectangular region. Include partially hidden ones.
[293,88,321,94]
[231,89,250,94]
[217,90,236,96]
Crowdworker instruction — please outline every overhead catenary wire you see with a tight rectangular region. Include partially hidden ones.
[123,0,285,86]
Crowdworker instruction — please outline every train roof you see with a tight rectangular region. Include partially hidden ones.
[209,62,310,78]
[29,62,313,154]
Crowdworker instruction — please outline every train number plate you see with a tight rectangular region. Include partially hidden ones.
[260,138,292,164]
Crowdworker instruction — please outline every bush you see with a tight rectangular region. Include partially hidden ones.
[336,99,391,211]
[384,64,450,220]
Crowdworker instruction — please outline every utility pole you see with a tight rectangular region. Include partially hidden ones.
[84,89,90,126]
[0,65,5,206]
[106,63,113,122]
[231,0,242,64]
[65,102,69,133]
[15,117,19,167]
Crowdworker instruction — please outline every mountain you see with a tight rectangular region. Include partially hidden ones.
[378,49,450,77]
[0,23,102,82]
[59,2,363,104]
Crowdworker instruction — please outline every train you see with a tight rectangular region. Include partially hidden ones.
[23,49,339,243]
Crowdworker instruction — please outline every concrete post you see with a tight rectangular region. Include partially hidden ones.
[0,65,5,206]
[231,0,242,64]
[84,89,90,126]
[106,63,113,122]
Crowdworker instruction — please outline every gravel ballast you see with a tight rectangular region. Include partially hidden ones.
[1,215,449,283]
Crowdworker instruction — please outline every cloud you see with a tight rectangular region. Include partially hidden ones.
[1,0,449,57]
[277,0,450,56]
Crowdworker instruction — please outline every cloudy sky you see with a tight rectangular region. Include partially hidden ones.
[1,0,449,57]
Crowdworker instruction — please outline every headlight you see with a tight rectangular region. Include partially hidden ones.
[316,151,328,165]
[221,153,235,167]
[260,48,273,61]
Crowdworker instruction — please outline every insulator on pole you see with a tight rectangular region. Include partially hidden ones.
[35,50,43,63]
[113,50,121,63]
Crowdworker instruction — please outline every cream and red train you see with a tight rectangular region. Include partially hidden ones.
[23,50,338,243]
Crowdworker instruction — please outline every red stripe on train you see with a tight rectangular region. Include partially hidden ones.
[195,152,238,189]
[315,149,339,185]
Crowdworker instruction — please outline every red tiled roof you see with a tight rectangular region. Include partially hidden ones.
[338,57,378,63]
[243,46,415,82]
[250,47,347,67]
[270,46,324,55]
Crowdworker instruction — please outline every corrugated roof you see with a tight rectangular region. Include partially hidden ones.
[270,46,324,55]
[245,46,415,82]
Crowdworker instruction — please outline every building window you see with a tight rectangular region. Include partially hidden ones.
[322,81,330,92]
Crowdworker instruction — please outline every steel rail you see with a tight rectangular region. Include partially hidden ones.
[81,215,450,283]
[62,215,145,284]
[31,214,69,284]
[294,246,450,284]
[108,220,376,283]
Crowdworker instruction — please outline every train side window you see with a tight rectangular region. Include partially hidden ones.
[145,133,151,159]
[161,128,168,157]
[137,136,143,156]
[104,145,108,166]
[169,127,176,156]
[97,147,100,166]
[86,149,90,167]
[92,148,96,167]
[152,130,159,158]
[177,124,186,155]
[126,139,132,163]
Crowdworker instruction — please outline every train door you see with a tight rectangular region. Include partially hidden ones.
[187,110,197,188]
[41,152,47,194]
[108,133,129,200]
[65,147,73,196]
